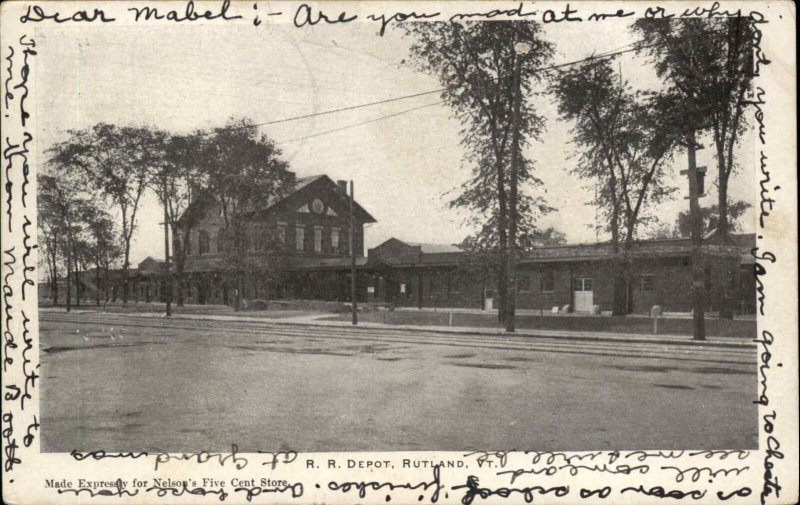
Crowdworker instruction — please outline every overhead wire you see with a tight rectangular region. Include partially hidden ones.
[198,40,660,138]
[277,101,443,145]
[67,39,661,146]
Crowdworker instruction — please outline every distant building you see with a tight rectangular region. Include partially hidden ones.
[40,174,756,315]
[171,174,375,304]
[362,234,756,315]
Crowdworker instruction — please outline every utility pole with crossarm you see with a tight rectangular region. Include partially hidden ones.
[684,130,705,341]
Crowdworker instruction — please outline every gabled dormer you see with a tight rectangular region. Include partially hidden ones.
[177,174,376,259]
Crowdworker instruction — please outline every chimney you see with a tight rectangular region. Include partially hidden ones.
[337,180,348,195]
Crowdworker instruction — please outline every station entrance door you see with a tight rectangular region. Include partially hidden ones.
[573,278,594,312]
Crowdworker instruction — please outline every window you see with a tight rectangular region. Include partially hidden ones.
[295,226,305,252]
[314,226,323,253]
[185,235,192,256]
[540,270,555,292]
[276,223,286,245]
[697,170,706,197]
[199,230,210,255]
[331,228,340,254]
[573,278,592,291]
[517,274,530,292]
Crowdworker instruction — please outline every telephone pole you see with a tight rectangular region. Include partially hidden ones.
[162,174,172,317]
[685,130,705,340]
[506,42,527,333]
[350,180,358,325]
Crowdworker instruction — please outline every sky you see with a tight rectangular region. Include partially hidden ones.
[35,19,755,265]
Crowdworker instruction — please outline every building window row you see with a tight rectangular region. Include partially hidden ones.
[295,225,345,254]
[180,223,358,257]
[186,223,347,256]
[185,230,214,256]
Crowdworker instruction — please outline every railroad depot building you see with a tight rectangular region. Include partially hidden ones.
[52,173,757,315]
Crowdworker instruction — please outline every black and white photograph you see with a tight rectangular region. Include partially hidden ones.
[1,1,797,504]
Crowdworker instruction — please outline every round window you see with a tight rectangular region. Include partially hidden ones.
[311,199,325,214]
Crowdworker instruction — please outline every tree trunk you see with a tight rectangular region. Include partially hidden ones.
[612,269,627,316]
[72,241,81,306]
[50,247,59,305]
[622,217,638,315]
[717,173,729,241]
[95,261,101,306]
[496,159,509,325]
[717,175,734,319]
[176,273,185,306]
[51,277,59,306]
[122,243,131,303]
[604,153,626,316]
[505,53,523,333]
[611,222,626,317]
[65,246,72,312]
[622,248,633,315]
[235,271,242,311]
[610,203,626,316]
[103,264,110,302]
[234,219,242,311]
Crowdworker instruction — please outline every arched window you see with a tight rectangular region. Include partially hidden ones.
[199,230,210,255]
